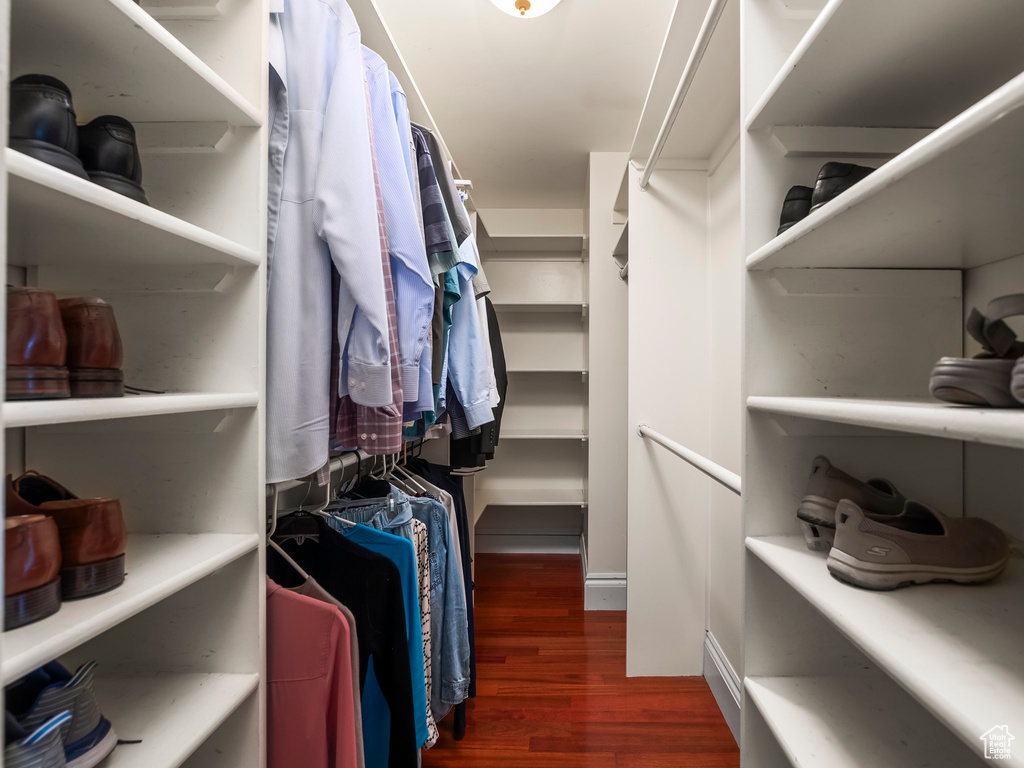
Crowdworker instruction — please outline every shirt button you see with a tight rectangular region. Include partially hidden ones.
[370,433,377,440]
[361,382,367,391]
[349,378,356,387]
[360,433,368,440]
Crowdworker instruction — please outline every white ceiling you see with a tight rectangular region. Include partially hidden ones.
[376,0,680,209]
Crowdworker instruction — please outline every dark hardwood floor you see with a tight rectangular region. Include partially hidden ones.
[424,554,740,767]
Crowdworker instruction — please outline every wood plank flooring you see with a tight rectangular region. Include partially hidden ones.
[423,555,740,767]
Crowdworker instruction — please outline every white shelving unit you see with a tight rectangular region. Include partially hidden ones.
[741,1,1024,765]
[2,0,267,765]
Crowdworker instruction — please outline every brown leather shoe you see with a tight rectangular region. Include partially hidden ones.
[7,473,126,600]
[59,298,124,398]
[6,287,69,400]
[5,514,61,630]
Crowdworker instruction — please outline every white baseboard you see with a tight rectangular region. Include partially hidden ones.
[475,533,580,554]
[580,534,627,610]
[703,631,741,744]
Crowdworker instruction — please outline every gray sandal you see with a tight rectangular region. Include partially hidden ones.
[930,294,1024,408]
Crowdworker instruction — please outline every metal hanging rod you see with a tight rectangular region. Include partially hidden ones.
[639,0,729,191]
[637,423,741,495]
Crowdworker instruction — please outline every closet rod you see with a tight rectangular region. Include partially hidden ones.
[638,0,728,191]
[637,423,741,495]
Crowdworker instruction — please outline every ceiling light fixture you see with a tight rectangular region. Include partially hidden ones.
[489,0,563,19]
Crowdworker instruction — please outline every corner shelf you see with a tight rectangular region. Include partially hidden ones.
[97,672,259,768]
[3,392,259,429]
[2,533,259,684]
[11,0,261,125]
[747,0,1024,132]
[7,151,261,269]
[746,535,1024,759]
[747,395,1024,451]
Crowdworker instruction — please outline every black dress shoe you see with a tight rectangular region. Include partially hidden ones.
[77,116,149,205]
[777,185,813,236]
[810,162,874,213]
[9,75,88,179]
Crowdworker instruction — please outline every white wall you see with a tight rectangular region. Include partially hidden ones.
[627,165,710,675]
[705,138,744,679]
[586,153,630,592]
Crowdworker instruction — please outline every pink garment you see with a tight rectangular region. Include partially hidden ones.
[267,577,359,768]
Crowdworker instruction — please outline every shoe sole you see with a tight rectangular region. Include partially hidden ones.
[826,547,1009,591]
[10,139,89,179]
[6,366,71,400]
[62,554,125,600]
[930,357,1017,407]
[4,578,61,630]
[66,725,118,768]
[87,171,149,206]
[797,495,837,551]
[69,368,125,398]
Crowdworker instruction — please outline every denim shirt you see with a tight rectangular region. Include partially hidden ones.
[404,493,471,715]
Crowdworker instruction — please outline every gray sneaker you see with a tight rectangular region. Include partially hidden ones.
[797,456,905,551]
[827,499,1010,591]
[4,711,70,768]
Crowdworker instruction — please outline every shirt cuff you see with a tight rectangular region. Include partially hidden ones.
[462,399,494,430]
[401,363,420,402]
[344,361,393,407]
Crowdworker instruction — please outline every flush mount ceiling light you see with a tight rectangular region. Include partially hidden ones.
[489,0,562,18]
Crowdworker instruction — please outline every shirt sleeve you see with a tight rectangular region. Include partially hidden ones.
[326,613,361,768]
[313,22,391,407]
[447,227,493,428]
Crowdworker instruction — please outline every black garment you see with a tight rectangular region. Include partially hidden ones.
[431,283,445,386]
[405,459,476,698]
[269,517,418,768]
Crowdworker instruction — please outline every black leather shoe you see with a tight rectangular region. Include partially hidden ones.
[77,116,149,205]
[9,75,88,179]
[810,162,874,213]
[777,185,813,236]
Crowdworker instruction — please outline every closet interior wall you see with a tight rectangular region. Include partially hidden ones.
[2,0,268,766]
[742,0,1024,764]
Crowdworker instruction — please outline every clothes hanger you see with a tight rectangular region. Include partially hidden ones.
[268,539,312,581]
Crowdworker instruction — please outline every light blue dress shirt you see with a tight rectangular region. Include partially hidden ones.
[266,0,391,482]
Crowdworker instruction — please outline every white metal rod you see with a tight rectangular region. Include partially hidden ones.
[638,423,741,495]
[639,0,728,191]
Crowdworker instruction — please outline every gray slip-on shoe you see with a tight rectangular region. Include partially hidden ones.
[797,455,905,551]
[4,711,70,768]
[827,499,1010,591]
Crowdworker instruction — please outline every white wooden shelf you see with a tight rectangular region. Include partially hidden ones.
[747,395,1024,451]
[507,367,588,375]
[747,0,1024,132]
[748,71,1024,271]
[11,0,261,126]
[745,676,979,768]
[7,151,261,268]
[501,429,587,441]
[2,533,259,683]
[4,392,259,429]
[747,535,1024,760]
[492,301,587,315]
[97,672,258,768]
[476,488,587,508]
[479,234,586,253]
[613,220,628,261]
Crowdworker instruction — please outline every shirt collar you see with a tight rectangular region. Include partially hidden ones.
[269,0,284,13]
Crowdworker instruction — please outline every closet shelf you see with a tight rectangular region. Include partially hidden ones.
[3,392,259,429]
[491,301,587,315]
[479,234,586,254]
[748,70,1024,271]
[745,676,978,768]
[2,533,259,683]
[476,488,587,508]
[12,0,262,126]
[747,0,1024,131]
[747,395,1024,451]
[612,220,628,261]
[747,535,1024,758]
[7,151,261,269]
[500,429,587,441]
[97,672,258,768]
[507,367,588,375]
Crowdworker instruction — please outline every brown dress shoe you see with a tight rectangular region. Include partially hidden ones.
[6,287,69,400]
[59,298,125,398]
[7,473,126,600]
[5,514,62,630]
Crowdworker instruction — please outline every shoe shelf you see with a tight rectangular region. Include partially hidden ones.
[744,675,980,768]
[746,69,1024,271]
[2,533,259,684]
[747,396,1024,452]
[747,535,1024,761]
[3,392,259,429]
[500,428,588,441]
[95,672,259,768]
[746,0,1024,132]
[11,0,261,126]
[475,487,587,508]
[7,151,261,269]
